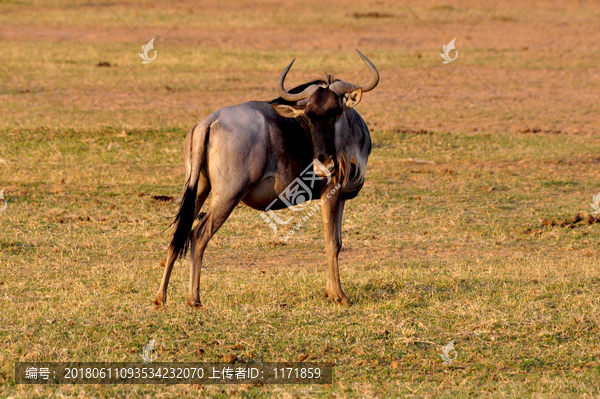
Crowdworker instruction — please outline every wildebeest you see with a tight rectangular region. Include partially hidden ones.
[153,50,379,308]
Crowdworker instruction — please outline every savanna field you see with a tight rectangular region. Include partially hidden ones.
[1,0,600,397]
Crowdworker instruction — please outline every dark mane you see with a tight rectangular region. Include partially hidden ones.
[269,74,338,105]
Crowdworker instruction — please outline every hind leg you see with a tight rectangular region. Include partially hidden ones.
[153,178,211,308]
[187,195,241,308]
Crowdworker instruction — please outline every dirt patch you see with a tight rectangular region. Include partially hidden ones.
[524,213,599,235]
[518,128,564,134]
[352,12,396,19]
[151,195,175,202]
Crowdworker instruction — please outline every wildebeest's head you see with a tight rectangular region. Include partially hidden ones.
[271,50,379,177]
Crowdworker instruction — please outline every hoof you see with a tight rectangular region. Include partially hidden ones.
[187,299,203,309]
[325,290,352,307]
[153,295,166,309]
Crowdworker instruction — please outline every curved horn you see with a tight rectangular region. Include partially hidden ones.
[277,59,321,102]
[329,49,379,95]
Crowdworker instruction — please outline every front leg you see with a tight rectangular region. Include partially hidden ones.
[320,182,351,306]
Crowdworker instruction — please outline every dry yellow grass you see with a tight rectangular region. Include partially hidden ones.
[1,0,600,398]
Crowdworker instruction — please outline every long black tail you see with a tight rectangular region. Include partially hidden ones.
[169,181,198,259]
[168,122,210,259]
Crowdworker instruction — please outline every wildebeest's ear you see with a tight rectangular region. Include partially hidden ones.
[345,88,362,109]
[271,104,306,118]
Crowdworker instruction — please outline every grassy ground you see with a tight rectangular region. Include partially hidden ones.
[1,0,600,398]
